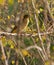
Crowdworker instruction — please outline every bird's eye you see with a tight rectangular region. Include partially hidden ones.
[23,14,29,19]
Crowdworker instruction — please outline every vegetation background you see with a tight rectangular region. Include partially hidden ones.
[0,0,54,65]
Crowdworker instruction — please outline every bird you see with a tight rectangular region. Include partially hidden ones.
[11,14,29,33]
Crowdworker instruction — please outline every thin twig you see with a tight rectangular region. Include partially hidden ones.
[0,39,8,65]
[25,45,42,51]
[0,31,53,36]
[31,0,48,60]
[25,45,45,62]
[42,0,54,28]
[47,25,53,31]
[18,50,28,65]
[31,37,45,62]
[42,0,53,61]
